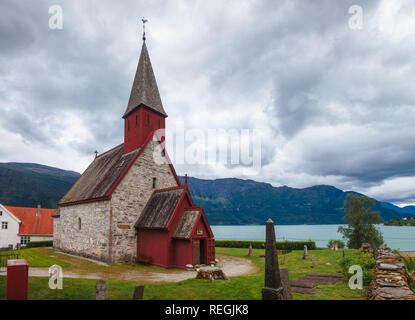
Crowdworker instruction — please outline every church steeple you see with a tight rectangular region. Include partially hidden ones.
[123,29,167,154]
[123,41,167,119]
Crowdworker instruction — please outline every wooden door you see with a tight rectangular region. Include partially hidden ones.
[193,239,200,265]
[200,239,205,264]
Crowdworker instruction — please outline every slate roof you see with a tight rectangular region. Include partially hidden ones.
[5,206,54,235]
[59,144,139,205]
[123,41,167,118]
[135,188,184,229]
[173,210,200,239]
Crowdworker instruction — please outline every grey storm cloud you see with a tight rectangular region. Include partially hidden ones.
[0,0,415,203]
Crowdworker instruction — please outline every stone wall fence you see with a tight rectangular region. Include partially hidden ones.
[368,246,415,300]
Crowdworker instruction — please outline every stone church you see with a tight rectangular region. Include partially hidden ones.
[52,37,215,268]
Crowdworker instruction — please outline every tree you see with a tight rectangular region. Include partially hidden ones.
[338,193,384,249]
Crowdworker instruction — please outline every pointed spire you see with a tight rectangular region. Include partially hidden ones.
[123,40,167,118]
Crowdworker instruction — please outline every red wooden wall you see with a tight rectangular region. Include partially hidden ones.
[124,106,166,154]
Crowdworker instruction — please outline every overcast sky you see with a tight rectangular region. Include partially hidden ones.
[1,0,415,205]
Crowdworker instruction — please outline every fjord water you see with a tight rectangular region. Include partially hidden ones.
[211,225,415,251]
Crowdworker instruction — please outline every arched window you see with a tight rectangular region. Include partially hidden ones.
[78,217,82,230]
[152,177,157,189]
[146,114,150,126]
[128,120,130,131]
[136,114,138,127]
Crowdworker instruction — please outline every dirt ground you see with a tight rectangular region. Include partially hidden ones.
[400,251,415,258]
[27,253,259,283]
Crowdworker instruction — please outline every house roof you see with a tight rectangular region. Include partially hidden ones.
[5,206,54,235]
[123,41,167,118]
[59,144,139,205]
[173,210,200,239]
[135,187,184,229]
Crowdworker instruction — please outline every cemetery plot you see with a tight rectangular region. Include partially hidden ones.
[290,273,343,295]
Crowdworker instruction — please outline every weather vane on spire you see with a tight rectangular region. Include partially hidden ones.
[141,18,148,41]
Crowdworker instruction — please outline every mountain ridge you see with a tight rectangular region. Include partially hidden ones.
[0,162,412,224]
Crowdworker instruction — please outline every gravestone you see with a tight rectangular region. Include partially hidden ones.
[312,256,316,268]
[303,245,308,260]
[280,268,293,300]
[262,219,283,300]
[248,244,253,257]
[330,242,338,251]
[95,280,107,300]
[16,244,21,250]
[359,243,371,253]
[133,285,144,300]
[280,255,286,265]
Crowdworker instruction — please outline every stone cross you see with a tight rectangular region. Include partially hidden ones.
[303,245,308,259]
[133,285,144,300]
[280,268,293,300]
[312,255,316,268]
[262,219,283,300]
[248,244,253,257]
[95,280,107,300]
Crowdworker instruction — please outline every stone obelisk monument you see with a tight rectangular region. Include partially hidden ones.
[262,219,284,300]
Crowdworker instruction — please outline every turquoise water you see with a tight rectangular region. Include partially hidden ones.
[211,224,415,251]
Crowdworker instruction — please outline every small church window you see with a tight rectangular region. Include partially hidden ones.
[152,177,157,189]
[78,217,82,230]
[158,119,161,128]
[2,222,8,230]
[128,120,130,131]
[136,114,138,127]
[0,211,2,216]
[146,114,150,126]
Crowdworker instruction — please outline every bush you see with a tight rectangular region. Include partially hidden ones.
[339,251,376,287]
[215,240,316,250]
[400,256,415,273]
[327,239,346,249]
[26,240,53,248]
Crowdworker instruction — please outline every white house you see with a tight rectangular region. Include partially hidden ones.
[0,204,54,249]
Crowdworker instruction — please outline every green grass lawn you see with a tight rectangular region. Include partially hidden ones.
[0,248,71,268]
[0,247,366,300]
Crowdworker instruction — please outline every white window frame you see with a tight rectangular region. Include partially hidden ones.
[21,235,31,245]
[1,221,8,230]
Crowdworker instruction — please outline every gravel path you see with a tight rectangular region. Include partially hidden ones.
[27,254,258,283]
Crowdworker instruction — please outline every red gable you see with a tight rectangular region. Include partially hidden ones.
[5,206,54,235]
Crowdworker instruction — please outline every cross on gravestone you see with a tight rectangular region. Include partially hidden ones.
[262,219,284,300]
[133,285,144,300]
[303,245,308,260]
[248,244,253,257]
[280,268,293,300]
[312,255,316,268]
[95,280,107,300]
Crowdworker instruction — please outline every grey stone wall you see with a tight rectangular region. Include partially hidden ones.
[53,200,111,262]
[110,136,178,262]
[54,135,179,264]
